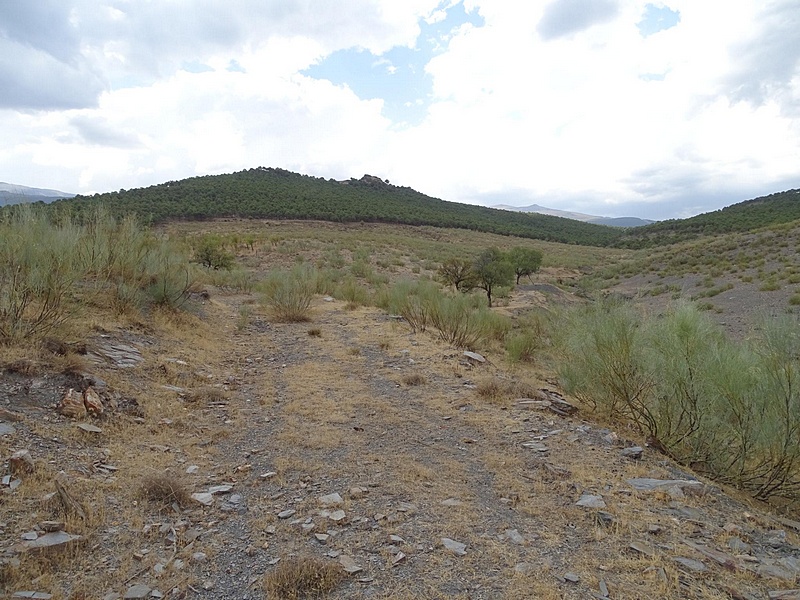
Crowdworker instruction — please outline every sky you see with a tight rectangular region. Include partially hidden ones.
[0,1,798,221]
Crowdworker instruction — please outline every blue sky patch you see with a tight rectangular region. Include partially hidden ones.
[303,1,484,126]
[180,60,214,74]
[637,4,680,37]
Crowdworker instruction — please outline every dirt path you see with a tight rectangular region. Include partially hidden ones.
[180,293,800,600]
[2,289,800,599]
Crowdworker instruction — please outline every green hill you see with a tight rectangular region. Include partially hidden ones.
[46,168,622,247]
[614,188,800,248]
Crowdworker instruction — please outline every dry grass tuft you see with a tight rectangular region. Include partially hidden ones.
[476,377,539,406]
[401,373,427,386]
[307,327,322,337]
[263,555,344,599]
[4,358,39,376]
[187,385,230,404]
[139,474,192,508]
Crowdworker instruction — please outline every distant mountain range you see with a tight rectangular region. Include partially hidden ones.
[0,182,75,206]
[493,203,655,227]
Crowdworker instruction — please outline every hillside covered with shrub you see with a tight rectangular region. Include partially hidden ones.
[47,167,622,247]
[614,188,800,248]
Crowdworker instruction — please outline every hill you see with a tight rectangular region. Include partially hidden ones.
[494,203,654,227]
[48,168,622,247]
[614,188,800,248]
[0,182,74,206]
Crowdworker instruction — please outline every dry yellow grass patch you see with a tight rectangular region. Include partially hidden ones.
[263,555,345,599]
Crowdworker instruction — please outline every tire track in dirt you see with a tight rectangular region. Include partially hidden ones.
[196,297,568,599]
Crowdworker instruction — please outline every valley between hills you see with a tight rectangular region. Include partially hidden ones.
[1,178,800,598]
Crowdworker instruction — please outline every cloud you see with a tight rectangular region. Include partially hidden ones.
[0,0,797,221]
[537,0,619,40]
[0,2,105,109]
[724,1,800,115]
[70,115,142,148]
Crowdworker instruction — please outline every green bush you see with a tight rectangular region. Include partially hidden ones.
[261,265,318,322]
[0,207,84,339]
[430,293,492,350]
[194,237,234,271]
[334,276,370,307]
[557,301,800,501]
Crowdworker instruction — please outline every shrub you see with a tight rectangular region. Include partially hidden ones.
[557,299,653,425]
[140,474,191,508]
[0,207,84,340]
[430,293,491,350]
[263,556,343,600]
[557,301,800,501]
[334,276,370,307]
[261,265,318,322]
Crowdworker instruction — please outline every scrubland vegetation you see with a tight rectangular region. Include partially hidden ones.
[4,179,800,598]
[6,194,800,505]
[0,205,193,341]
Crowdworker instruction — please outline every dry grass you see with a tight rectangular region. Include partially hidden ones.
[263,556,345,599]
[139,473,192,508]
[401,373,427,386]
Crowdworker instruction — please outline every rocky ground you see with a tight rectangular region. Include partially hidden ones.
[2,288,800,599]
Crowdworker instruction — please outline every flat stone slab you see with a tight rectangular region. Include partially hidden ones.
[13,531,82,554]
[576,494,606,509]
[673,557,707,572]
[123,584,151,599]
[319,492,343,506]
[442,537,467,556]
[627,478,703,491]
[87,341,143,369]
[191,493,213,506]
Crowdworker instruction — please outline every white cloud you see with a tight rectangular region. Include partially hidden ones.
[0,0,797,219]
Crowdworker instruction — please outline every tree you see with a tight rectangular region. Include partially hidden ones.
[471,247,514,307]
[508,247,543,284]
[437,258,475,292]
[194,238,234,270]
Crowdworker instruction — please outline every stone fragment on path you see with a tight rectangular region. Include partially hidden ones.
[505,529,525,545]
[627,478,703,492]
[76,423,102,433]
[621,446,643,459]
[442,538,467,556]
[673,557,707,572]
[463,351,485,363]
[122,584,150,599]
[769,591,800,600]
[628,541,657,557]
[57,389,86,419]
[339,555,362,574]
[563,572,580,583]
[682,539,739,571]
[13,531,82,554]
[576,494,606,509]
[11,593,52,599]
[277,509,296,519]
[319,492,343,506]
[191,493,213,506]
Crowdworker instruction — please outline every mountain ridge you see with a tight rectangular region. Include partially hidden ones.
[0,182,75,207]
[493,202,655,227]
